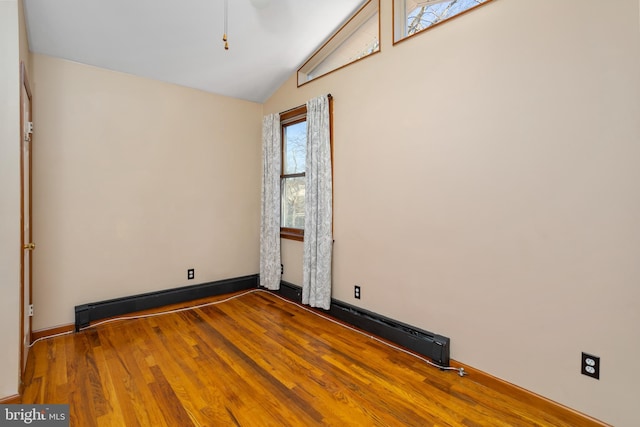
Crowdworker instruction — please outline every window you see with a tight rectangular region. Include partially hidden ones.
[280,105,308,241]
[393,0,494,44]
[279,99,334,241]
[298,0,380,86]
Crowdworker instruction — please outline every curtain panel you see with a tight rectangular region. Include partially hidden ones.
[260,114,281,290]
[302,95,333,309]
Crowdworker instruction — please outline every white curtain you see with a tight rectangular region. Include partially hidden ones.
[260,114,281,290]
[302,95,333,309]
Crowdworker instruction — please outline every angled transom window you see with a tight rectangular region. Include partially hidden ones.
[394,0,494,44]
[298,0,380,86]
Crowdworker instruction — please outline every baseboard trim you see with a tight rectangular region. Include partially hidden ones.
[75,274,259,331]
[32,324,75,341]
[272,281,450,367]
[450,361,610,426]
[0,394,21,404]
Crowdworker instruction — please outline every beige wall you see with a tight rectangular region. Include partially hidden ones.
[31,54,262,330]
[0,0,26,398]
[265,0,640,425]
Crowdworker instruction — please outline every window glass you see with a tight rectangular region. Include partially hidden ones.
[281,176,306,230]
[394,0,493,43]
[283,121,307,175]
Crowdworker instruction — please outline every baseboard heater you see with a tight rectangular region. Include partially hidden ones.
[74,274,258,332]
[275,281,451,367]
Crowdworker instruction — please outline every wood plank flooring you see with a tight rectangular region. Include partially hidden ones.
[21,290,594,426]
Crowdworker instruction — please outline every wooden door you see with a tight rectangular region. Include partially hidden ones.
[20,62,34,380]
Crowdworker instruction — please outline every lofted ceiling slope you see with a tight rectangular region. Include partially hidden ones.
[23,0,366,103]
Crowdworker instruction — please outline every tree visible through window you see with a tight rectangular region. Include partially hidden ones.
[394,0,493,43]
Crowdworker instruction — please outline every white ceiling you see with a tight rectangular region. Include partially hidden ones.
[23,0,366,103]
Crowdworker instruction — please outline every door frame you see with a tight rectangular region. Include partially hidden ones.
[19,61,33,387]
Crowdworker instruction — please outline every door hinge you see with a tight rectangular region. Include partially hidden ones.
[24,121,33,142]
[28,304,34,317]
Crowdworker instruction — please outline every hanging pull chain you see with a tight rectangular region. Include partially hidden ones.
[222,0,229,50]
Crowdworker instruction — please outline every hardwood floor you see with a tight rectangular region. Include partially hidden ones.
[22,290,599,426]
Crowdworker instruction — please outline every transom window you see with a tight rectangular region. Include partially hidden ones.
[394,0,494,44]
[298,0,380,85]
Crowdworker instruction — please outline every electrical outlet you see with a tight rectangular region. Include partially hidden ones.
[581,352,600,379]
[354,285,361,299]
[187,268,195,280]
[281,264,284,275]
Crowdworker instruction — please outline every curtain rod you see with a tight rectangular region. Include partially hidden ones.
[279,94,332,116]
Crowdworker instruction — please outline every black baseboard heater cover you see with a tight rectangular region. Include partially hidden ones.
[276,281,451,367]
[74,274,258,332]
